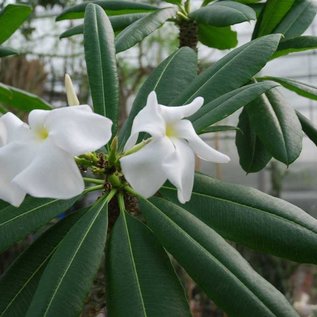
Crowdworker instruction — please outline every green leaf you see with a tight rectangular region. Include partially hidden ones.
[140,197,299,317]
[0,210,86,317]
[0,83,51,111]
[259,76,317,100]
[172,34,281,106]
[119,47,197,149]
[273,0,316,39]
[190,1,256,26]
[26,198,109,317]
[0,196,79,254]
[0,4,32,44]
[161,173,317,265]
[56,1,157,21]
[198,23,238,49]
[106,211,190,317]
[200,125,241,134]
[246,88,303,164]
[191,81,278,132]
[84,4,119,132]
[0,47,18,58]
[297,111,317,147]
[60,13,148,38]
[115,7,177,53]
[272,36,317,58]
[165,0,182,4]
[253,0,295,38]
[236,108,272,173]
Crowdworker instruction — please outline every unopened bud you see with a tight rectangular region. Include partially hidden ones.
[65,73,80,106]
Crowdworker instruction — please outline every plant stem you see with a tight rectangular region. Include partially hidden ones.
[83,177,104,185]
[84,185,103,193]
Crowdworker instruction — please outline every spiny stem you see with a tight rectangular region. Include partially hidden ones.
[83,177,104,185]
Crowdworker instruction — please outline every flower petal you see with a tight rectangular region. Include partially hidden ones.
[13,140,84,199]
[125,91,165,150]
[0,112,26,144]
[174,120,230,163]
[159,96,204,122]
[0,142,35,206]
[28,109,50,131]
[44,105,112,156]
[120,137,174,198]
[163,139,195,203]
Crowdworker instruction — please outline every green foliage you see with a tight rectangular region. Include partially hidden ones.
[236,108,272,173]
[297,111,317,147]
[0,210,86,317]
[84,3,119,133]
[273,36,317,58]
[0,83,52,111]
[140,196,299,317]
[172,34,281,105]
[26,198,109,317]
[0,47,18,58]
[56,1,157,21]
[0,4,32,45]
[259,76,317,100]
[60,13,148,38]
[198,24,238,49]
[190,1,256,26]
[246,88,303,165]
[190,81,278,132]
[161,173,317,265]
[0,196,79,253]
[106,210,190,316]
[115,7,177,53]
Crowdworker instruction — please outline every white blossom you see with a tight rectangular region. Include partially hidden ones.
[120,91,230,203]
[0,106,112,207]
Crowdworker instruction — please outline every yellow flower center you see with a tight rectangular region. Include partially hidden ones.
[165,123,177,138]
[35,127,49,140]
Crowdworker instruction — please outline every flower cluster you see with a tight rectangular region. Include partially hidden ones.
[0,84,229,207]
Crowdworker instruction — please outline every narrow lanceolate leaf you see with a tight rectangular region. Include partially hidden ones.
[106,211,190,317]
[115,7,177,53]
[0,196,79,254]
[119,47,197,149]
[0,210,86,317]
[253,0,295,38]
[190,1,256,27]
[0,47,18,57]
[246,88,303,165]
[272,36,317,59]
[297,111,317,147]
[236,108,272,173]
[161,173,317,265]
[84,4,119,132]
[259,76,317,100]
[56,1,157,21]
[198,24,238,50]
[273,0,316,39]
[60,13,148,38]
[0,84,51,111]
[26,198,109,317]
[171,34,281,106]
[140,197,299,317]
[191,81,278,132]
[0,4,32,44]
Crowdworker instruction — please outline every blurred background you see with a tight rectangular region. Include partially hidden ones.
[1,0,317,316]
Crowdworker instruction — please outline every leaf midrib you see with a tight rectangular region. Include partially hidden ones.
[162,185,317,236]
[148,200,279,317]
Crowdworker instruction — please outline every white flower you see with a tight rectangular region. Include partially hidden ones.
[0,106,112,207]
[120,91,230,203]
